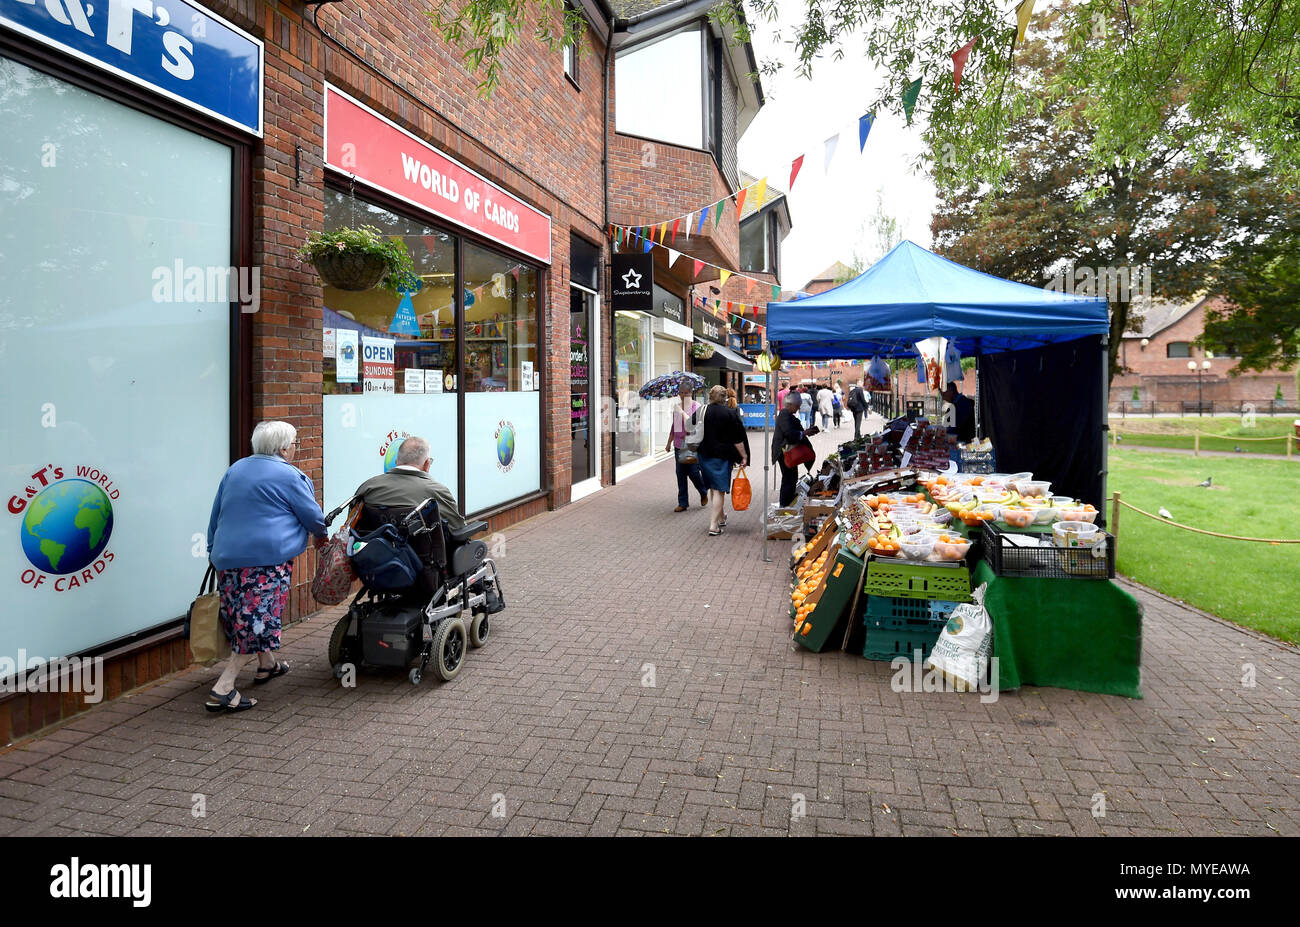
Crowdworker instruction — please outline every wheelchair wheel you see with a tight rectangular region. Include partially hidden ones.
[469,610,490,648]
[430,616,467,681]
[328,613,358,677]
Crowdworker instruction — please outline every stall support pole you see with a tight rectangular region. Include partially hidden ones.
[1110,491,1121,541]
[1099,334,1110,524]
[761,369,773,563]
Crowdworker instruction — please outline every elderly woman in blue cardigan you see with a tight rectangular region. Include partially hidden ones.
[204,421,327,712]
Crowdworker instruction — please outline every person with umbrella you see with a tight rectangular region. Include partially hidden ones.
[665,380,707,511]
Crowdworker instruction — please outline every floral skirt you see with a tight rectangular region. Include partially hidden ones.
[218,561,293,654]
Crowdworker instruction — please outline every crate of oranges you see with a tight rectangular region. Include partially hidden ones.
[792,545,865,653]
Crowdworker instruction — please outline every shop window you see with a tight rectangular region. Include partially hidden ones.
[0,57,233,659]
[739,216,768,273]
[319,192,460,514]
[462,242,541,512]
[461,242,539,393]
[1166,341,1191,358]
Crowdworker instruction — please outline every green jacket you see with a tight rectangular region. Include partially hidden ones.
[352,467,465,529]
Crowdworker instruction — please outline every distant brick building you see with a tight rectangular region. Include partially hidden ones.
[1112,297,1297,412]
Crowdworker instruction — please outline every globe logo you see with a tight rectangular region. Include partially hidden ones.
[945,615,964,636]
[496,423,516,469]
[20,479,114,575]
[383,437,405,472]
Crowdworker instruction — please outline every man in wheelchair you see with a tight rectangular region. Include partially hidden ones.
[331,436,504,684]
[349,435,503,611]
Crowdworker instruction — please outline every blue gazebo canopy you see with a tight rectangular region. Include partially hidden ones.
[766,241,1109,359]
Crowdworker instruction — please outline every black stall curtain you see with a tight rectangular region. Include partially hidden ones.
[977,335,1106,516]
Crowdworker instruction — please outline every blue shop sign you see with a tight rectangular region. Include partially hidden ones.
[2,0,263,136]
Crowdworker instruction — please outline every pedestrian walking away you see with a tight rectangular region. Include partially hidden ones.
[697,385,748,535]
[665,381,708,511]
[817,383,834,430]
[846,379,867,440]
[773,392,819,507]
[799,386,814,430]
[204,420,327,712]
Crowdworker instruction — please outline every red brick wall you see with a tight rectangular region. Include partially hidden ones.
[1,0,616,745]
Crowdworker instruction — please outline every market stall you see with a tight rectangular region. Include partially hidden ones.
[764,241,1140,697]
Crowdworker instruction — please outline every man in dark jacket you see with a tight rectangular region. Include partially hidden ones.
[941,381,976,444]
[846,379,868,440]
[773,393,819,507]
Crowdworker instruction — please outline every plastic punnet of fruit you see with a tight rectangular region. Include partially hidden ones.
[932,535,972,561]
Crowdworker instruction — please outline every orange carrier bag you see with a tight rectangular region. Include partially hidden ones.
[731,467,752,511]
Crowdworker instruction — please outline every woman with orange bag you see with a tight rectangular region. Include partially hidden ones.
[698,386,748,536]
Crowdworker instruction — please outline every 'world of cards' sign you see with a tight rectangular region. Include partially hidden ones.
[324,85,552,264]
[0,0,264,135]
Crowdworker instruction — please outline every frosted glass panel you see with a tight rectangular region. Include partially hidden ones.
[0,57,232,659]
[615,29,703,149]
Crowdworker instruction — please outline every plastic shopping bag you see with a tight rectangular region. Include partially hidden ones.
[924,583,993,691]
[731,467,752,511]
[944,340,965,385]
[865,356,891,392]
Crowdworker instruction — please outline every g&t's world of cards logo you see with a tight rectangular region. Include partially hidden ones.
[494,420,516,472]
[8,463,118,592]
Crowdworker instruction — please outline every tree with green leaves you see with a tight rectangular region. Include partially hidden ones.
[427,0,586,96]
[927,6,1298,382]
[721,0,1300,192]
[1201,232,1300,373]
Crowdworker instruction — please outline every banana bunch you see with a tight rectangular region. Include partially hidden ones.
[755,350,782,373]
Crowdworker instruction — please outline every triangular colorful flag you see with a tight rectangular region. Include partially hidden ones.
[823,134,839,172]
[614,227,622,248]
[1015,0,1035,48]
[752,178,767,210]
[735,187,748,219]
[859,113,875,151]
[714,200,724,227]
[719,270,731,287]
[643,237,652,254]
[657,223,667,244]
[902,77,923,126]
[696,209,708,236]
[789,155,805,190]
[693,259,704,278]
[670,218,679,243]
[772,284,780,299]
[952,38,978,93]
[667,248,680,268]
[684,213,693,240]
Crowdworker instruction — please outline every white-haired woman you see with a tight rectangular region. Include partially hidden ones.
[203,421,326,712]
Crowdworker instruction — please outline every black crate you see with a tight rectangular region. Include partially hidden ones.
[983,522,1116,580]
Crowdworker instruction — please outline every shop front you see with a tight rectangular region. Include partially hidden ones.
[612,256,692,478]
[691,308,750,393]
[319,87,550,519]
[0,3,261,685]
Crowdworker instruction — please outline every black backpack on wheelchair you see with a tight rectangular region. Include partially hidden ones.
[327,496,504,685]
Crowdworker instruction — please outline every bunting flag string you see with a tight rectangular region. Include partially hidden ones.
[614,224,789,307]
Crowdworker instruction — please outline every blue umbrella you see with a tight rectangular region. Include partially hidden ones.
[638,370,706,400]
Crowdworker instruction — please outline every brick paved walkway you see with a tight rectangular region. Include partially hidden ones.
[2,425,1298,836]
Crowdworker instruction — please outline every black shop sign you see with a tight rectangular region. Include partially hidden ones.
[611,253,653,312]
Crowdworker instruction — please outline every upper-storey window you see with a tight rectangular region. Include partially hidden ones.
[616,26,704,149]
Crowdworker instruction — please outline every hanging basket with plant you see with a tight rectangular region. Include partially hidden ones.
[299,225,420,294]
[691,341,716,360]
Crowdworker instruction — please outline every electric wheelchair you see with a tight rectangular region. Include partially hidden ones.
[325,496,505,684]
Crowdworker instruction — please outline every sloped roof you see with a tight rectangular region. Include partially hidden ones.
[803,261,856,289]
[608,0,677,16]
[737,171,788,221]
[1121,297,1206,339]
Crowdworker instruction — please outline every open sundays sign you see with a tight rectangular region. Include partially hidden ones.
[324,86,551,264]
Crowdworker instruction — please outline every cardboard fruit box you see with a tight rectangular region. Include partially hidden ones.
[794,546,865,653]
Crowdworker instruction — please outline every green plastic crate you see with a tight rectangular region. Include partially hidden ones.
[864,595,961,627]
[864,558,972,602]
[861,624,945,662]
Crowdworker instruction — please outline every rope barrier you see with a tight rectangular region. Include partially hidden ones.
[1190,430,1294,442]
[1110,496,1300,544]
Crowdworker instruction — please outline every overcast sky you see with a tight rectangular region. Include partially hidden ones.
[737,8,939,292]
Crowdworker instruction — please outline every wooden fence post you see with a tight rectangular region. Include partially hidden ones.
[1194,433,1200,457]
[1111,492,1121,540]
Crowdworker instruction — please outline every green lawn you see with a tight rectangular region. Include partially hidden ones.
[1109,449,1300,643]
[1111,415,1297,455]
